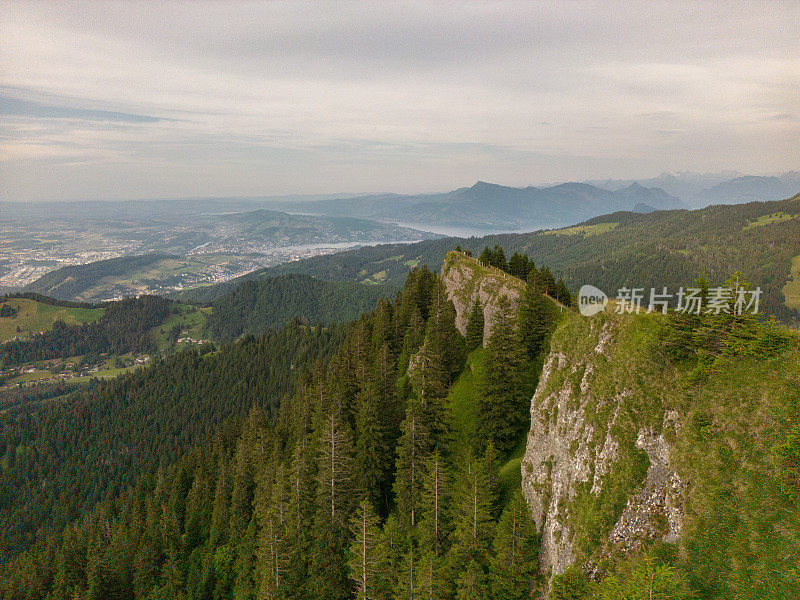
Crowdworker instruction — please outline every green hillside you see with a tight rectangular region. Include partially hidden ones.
[0,296,104,342]
[206,274,392,342]
[23,253,178,301]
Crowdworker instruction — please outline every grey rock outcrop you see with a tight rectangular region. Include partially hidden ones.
[521,317,685,585]
[441,251,524,344]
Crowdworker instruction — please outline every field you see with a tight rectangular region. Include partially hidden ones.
[149,303,212,351]
[743,211,798,229]
[71,254,249,301]
[782,255,800,311]
[543,222,619,236]
[0,298,104,342]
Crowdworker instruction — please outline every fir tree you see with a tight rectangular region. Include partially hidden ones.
[478,247,492,267]
[491,245,508,272]
[507,252,529,280]
[449,454,495,568]
[465,299,485,351]
[347,498,384,600]
[354,382,390,509]
[479,295,527,452]
[419,451,451,556]
[540,266,556,296]
[316,409,356,522]
[518,274,556,359]
[489,490,538,600]
[394,399,432,529]
[555,279,572,306]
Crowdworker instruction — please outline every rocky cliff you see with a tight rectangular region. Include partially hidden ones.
[441,251,525,344]
[521,310,687,584]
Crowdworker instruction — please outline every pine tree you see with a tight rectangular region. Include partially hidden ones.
[347,498,384,600]
[394,399,432,528]
[489,490,538,600]
[518,274,556,359]
[479,295,527,452]
[419,451,451,556]
[465,299,485,351]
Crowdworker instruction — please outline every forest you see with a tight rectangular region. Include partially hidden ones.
[0,254,563,599]
[1,244,798,599]
[0,320,348,562]
[206,274,391,342]
[0,296,171,366]
[195,195,800,321]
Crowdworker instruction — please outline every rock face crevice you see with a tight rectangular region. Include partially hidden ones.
[441,251,524,345]
[520,318,686,584]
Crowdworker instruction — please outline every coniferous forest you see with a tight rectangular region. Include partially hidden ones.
[0,320,348,563]
[0,262,553,599]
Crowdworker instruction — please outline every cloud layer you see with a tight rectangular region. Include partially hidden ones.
[1,1,798,201]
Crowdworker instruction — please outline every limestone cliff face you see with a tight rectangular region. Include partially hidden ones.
[441,251,525,344]
[520,312,686,584]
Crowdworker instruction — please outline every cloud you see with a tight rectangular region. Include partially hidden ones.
[0,94,162,123]
[0,1,799,201]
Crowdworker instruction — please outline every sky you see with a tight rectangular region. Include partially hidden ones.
[1,1,798,202]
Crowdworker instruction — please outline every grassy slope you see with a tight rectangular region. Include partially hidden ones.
[0,298,104,342]
[446,346,546,506]
[149,303,211,351]
[540,309,800,598]
[783,254,800,310]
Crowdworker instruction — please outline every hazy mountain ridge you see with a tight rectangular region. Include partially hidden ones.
[587,170,800,207]
[273,180,686,229]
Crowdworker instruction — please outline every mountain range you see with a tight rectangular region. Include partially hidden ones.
[269,180,687,230]
[587,170,800,207]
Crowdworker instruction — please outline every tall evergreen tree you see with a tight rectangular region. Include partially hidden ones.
[507,252,529,280]
[419,451,451,556]
[489,490,538,600]
[312,410,357,600]
[555,279,572,306]
[478,247,493,267]
[491,245,508,272]
[479,295,527,452]
[394,399,432,529]
[518,273,556,359]
[347,498,384,600]
[465,299,485,351]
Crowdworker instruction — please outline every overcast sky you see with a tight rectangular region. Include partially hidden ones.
[1,1,798,202]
